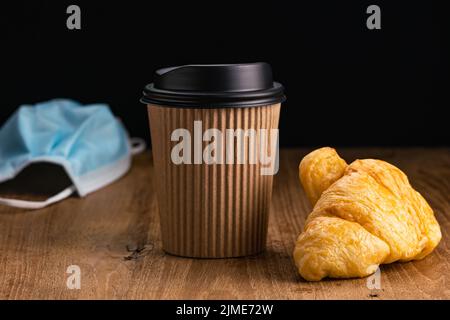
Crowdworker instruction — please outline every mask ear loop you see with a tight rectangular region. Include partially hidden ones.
[130,137,146,155]
[0,185,76,210]
[0,138,146,210]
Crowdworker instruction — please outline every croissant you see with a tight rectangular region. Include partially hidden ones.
[294,147,441,281]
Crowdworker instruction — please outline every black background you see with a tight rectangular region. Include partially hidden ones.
[1,0,448,147]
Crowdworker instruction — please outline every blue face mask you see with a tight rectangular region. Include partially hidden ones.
[0,99,145,209]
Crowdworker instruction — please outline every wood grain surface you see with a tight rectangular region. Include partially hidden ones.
[0,148,449,300]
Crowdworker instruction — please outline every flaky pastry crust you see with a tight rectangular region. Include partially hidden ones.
[294,147,442,281]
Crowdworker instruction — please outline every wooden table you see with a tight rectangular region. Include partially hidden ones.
[0,148,449,300]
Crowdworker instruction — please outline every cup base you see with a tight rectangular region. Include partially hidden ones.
[161,247,267,259]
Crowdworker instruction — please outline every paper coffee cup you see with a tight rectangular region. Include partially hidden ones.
[141,63,285,258]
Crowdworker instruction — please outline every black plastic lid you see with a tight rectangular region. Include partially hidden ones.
[141,63,286,108]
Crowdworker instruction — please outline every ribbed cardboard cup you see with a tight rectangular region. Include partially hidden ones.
[148,103,281,258]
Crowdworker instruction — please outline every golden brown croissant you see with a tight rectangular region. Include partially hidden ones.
[294,147,442,281]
